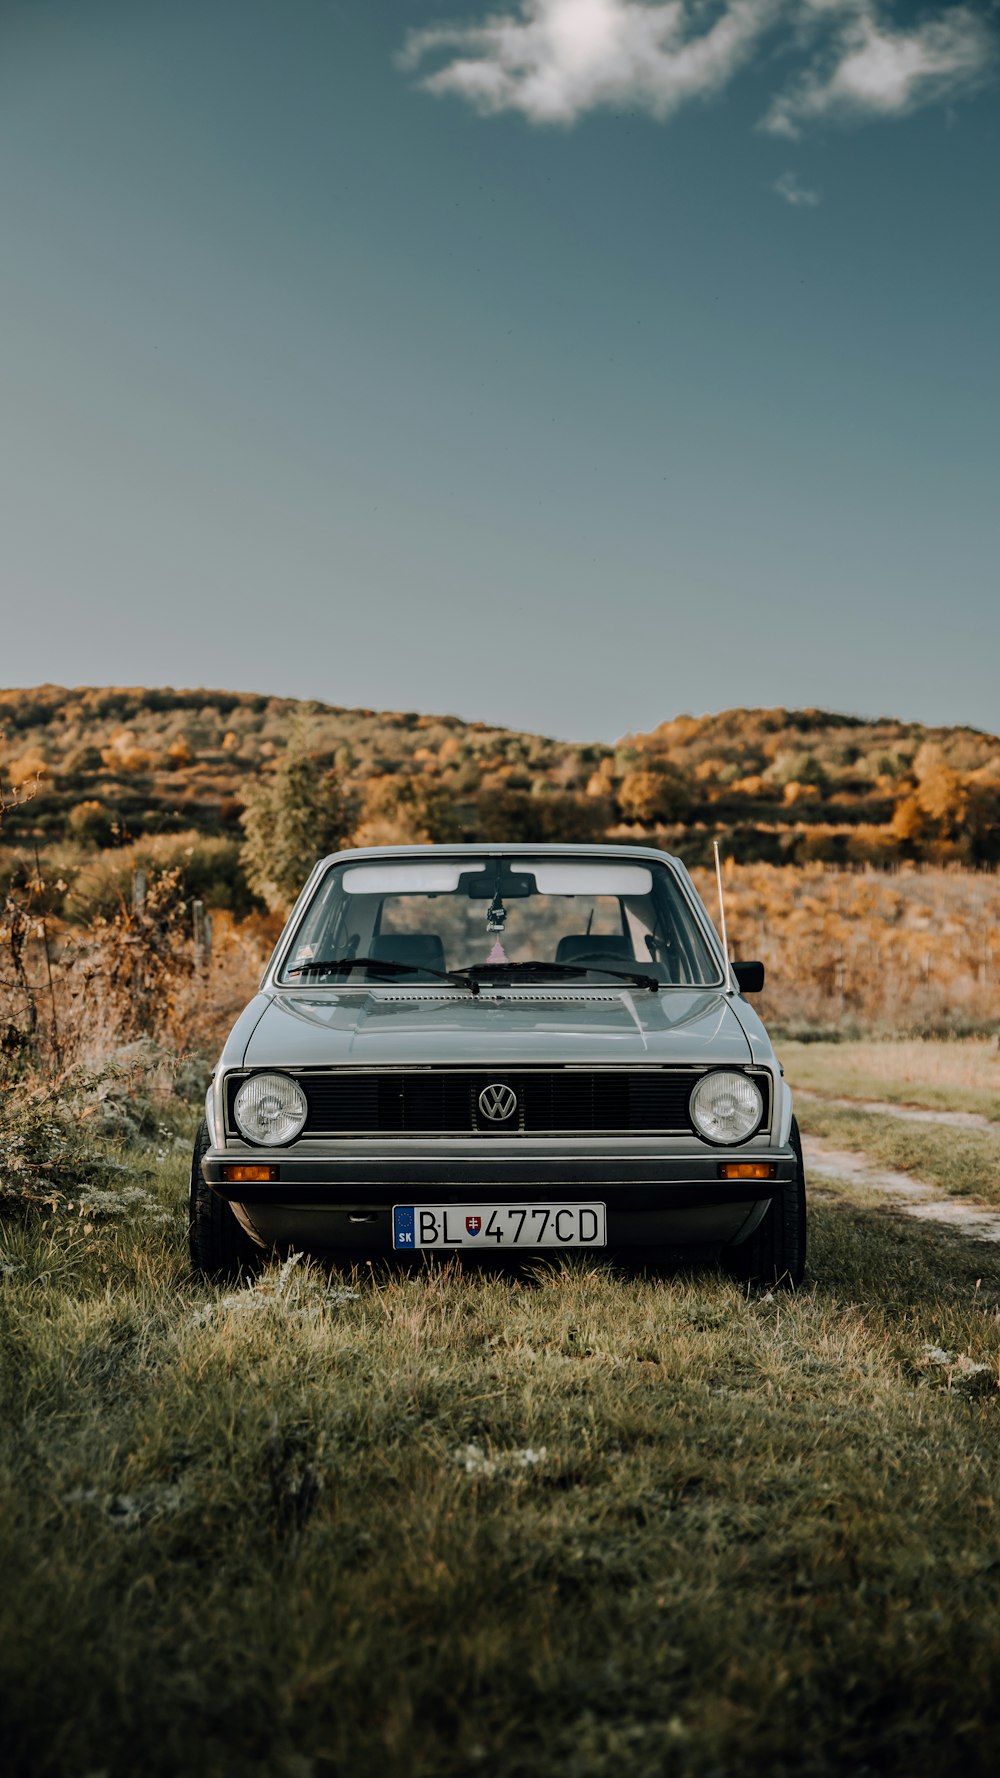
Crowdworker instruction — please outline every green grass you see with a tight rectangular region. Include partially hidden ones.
[780,1038,1000,1121]
[797,1102,1000,1207]
[1,1131,999,1778]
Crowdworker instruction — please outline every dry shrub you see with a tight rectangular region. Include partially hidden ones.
[0,868,271,1217]
[54,893,270,1068]
[0,1047,171,1209]
[167,907,274,1059]
[0,868,270,1077]
[54,867,196,1062]
[0,1065,109,1210]
[693,861,1000,1036]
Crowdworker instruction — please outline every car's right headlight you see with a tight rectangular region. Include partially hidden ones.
[233,1073,308,1145]
[689,1071,763,1145]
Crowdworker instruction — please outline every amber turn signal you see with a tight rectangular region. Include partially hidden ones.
[718,1162,776,1181]
[221,1164,278,1183]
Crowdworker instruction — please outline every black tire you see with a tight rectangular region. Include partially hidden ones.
[189,1118,264,1280]
[723,1116,807,1289]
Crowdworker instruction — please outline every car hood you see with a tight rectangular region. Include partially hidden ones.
[238,987,753,1069]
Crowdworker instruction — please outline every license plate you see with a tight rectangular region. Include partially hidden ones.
[392,1203,607,1250]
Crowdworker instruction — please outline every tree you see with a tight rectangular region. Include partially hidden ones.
[890,744,980,858]
[67,800,114,848]
[965,768,1000,864]
[239,740,354,914]
[617,765,692,826]
[352,772,466,848]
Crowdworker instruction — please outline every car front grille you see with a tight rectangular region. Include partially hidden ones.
[225,1068,771,1139]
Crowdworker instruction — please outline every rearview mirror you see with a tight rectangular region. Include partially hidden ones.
[733,960,765,994]
[459,870,536,899]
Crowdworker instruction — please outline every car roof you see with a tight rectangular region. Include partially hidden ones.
[312,841,685,869]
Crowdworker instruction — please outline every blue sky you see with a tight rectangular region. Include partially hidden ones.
[1,0,997,742]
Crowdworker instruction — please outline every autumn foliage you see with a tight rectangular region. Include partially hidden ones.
[0,684,996,867]
[1,686,998,1047]
[694,861,999,1037]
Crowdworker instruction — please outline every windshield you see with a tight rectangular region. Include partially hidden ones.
[278,855,722,987]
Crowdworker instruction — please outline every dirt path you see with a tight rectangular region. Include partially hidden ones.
[802,1136,1000,1246]
[795,1088,994,1131]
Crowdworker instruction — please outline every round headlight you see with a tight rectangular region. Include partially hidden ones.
[689,1071,763,1146]
[233,1073,307,1146]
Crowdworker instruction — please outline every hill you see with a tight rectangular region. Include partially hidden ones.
[1,685,998,876]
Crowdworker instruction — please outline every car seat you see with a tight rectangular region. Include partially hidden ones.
[369,934,447,973]
[554,934,633,965]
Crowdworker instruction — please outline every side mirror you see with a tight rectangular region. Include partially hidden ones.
[733,960,765,994]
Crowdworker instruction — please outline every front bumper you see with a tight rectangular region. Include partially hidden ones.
[203,1138,796,1251]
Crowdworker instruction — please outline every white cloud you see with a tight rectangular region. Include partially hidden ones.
[398,0,785,125]
[762,3,995,137]
[400,0,996,135]
[773,168,821,204]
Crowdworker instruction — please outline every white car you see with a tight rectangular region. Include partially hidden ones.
[191,845,805,1284]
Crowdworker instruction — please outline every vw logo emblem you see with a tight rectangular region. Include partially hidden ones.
[479,1082,517,1123]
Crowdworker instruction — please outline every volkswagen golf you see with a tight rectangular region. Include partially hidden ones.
[190,844,805,1285]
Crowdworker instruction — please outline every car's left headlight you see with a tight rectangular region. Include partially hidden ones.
[233,1072,308,1145]
[689,1071,763,1145]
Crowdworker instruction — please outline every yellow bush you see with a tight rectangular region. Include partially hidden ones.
[783,781,820,806]
[4,751,47,788]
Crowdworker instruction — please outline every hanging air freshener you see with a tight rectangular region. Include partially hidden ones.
[486,890,507,933]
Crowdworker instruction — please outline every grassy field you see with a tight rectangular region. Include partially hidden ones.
[779,1037,1000,1120]
[792,1105,1000,1208]
[779,1037,1000,1208]
[2,1059,999,1778]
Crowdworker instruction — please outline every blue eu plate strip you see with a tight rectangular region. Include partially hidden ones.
[393,1206,416,1248]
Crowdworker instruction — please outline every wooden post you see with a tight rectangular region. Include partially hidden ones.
[193,899,206,971]
[131,868,147,1026]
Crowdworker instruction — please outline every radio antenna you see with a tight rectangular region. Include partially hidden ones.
[713,839,733,995]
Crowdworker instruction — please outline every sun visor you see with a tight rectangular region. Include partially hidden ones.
[342,863,464,894]
[530,864,653,896]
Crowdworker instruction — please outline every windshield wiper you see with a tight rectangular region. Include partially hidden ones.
[285,958,481,994]
[464,960,659,993]
[285,957,658,994]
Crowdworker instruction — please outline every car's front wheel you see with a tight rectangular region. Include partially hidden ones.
[722,1117,807,1289]
[189,1118,263,1280]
